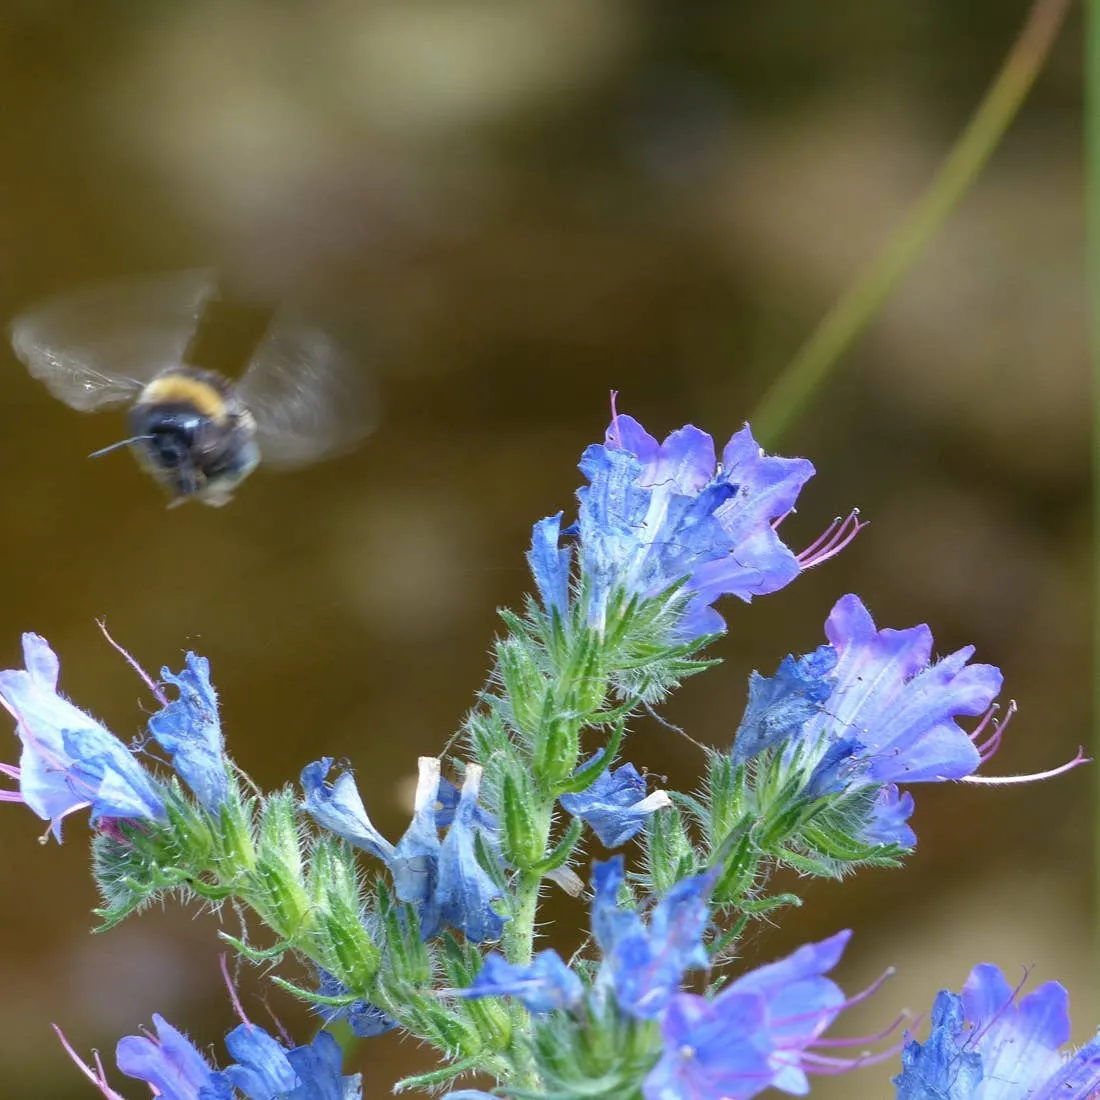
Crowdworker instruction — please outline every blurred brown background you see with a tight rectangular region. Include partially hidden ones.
[0,1,1092,1096]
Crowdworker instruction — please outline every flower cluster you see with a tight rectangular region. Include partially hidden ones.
[1,406,1092,1100]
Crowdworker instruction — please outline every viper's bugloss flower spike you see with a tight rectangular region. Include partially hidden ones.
[643,930,897,1100]
[0,633,167,840]
[591,856,711,1020]
[300,758,396,863]
[147,653,230,814]
[893,964,1100,1100]
[456,950,584,1014]
[530,408,851,643]
[559,751,671,847]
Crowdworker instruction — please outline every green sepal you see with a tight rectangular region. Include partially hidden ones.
[501,765,543,868]
[529,817,583,876]
[551,719,625,797]
[249,791,311,938]
[497,635,549,741]
[645,805,697,895]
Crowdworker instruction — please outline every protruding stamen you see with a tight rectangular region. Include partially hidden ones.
[970,700,1017,762]
[774,966,895,1031]
[0,760,22,803]
[813,1010,913,1047]
[798,509,867,569]
[964,745,1090,785]
[97,619,167,706]
[608,389,623,449]
[52,1024,127,1100]
[220,952,252,1030]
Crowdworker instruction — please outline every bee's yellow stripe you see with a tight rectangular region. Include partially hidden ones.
[140,374,227,421]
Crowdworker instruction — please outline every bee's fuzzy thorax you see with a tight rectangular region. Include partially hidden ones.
[138,368,231,422]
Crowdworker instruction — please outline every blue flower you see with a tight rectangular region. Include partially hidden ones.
[389,755,446,939]
[0,633,167,840]
[529,411,831,642]
[147,653,230,814]
[894,963,1100,1100]
[300,758,396,863]
[437,764,508,943]
[313,968,397,1039]
[302,756,505,943]
[219,1028,359,1100]
[729,594,1004,847]
[643,930,855,1099]
[113,1013,229,1099]
[60,1013,362,1100]
[457,950,584,1014]
[591,856,711,1020]
[559,752,671,847]
[731,647,838,766]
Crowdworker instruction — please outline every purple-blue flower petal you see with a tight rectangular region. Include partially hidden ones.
[462,950,583,1014]
[528,513,572,618]
[643,990,771,1100]
[147,654,229,814]
[804,595,995,784]
[300,758,395,863]
[591,856,711,1019]
[858,783,916,848]
[313,968,397,1038]
[541,413,819,642]
[283,1031,362,1100]
[436,764,507,943]
[0,633,167,838]
[894,963,1098,1099]
[731,646,837,765]
[115,1014,223,1100]
[645,930,853,1100]
[219,1023,298,1098]
[559,753,671,847]
[391,756,444,939]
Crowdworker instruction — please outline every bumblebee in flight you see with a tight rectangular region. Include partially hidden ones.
[9,269,373,507]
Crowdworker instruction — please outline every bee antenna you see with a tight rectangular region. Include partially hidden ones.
[89,435,154,459]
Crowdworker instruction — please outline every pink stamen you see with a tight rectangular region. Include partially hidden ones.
[0,760,21,802]
[964,966,1032,1051]
[53,1024,127,1100]
[261,994,294,1047]
[98,619,167,706]
[813,1011,912,1048]
[221,953,253,1030]
[964,745,1090,785]
[792,1041,906,1072]
[773,966,895,1031]
[970,701,1016,762]
[771,508,795,531]
[608,389,623,449]
[798,509,867,569]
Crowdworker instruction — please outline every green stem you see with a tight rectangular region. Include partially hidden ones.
[1086,0,1100,991]
[752,0,1073,446]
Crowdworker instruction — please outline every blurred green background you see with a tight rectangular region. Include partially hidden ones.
[0,1,1091,1096]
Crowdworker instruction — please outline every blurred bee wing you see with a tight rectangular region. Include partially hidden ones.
[9,268,218,412]
[235,307,375,470]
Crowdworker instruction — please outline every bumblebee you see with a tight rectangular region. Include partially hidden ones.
[9,269,373,507]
